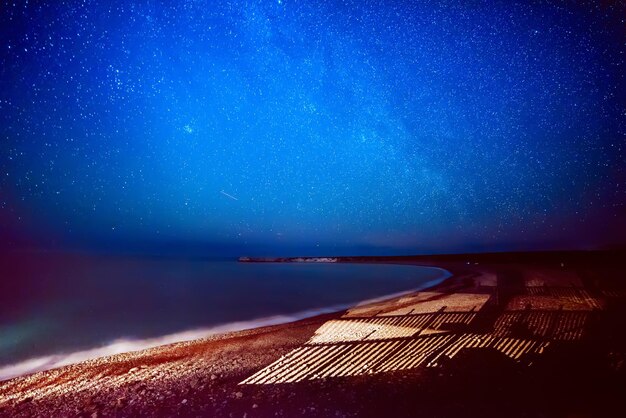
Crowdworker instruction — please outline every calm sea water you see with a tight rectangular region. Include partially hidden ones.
[0,252,448,375]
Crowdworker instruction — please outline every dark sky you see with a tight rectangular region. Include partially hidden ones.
[1,0,624,256]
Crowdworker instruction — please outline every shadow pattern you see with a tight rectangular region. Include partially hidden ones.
[241,284,603,385]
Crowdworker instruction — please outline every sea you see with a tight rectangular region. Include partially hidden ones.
[0,252,449,380]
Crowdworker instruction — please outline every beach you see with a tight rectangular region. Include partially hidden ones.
[1,251,624,417]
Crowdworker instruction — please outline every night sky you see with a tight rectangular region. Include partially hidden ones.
[1,0,624,256]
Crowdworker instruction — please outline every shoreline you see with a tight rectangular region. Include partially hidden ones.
[0,263,452,382]
[1,250,624,417]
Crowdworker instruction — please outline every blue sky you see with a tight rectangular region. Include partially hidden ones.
[1,0,624,255]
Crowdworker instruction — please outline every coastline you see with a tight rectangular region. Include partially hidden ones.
[0,263,451,382]
[1,251,624,417]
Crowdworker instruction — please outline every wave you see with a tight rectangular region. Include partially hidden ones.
[0,268,450,381]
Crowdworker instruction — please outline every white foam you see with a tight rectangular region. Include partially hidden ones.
[0,267,450,382]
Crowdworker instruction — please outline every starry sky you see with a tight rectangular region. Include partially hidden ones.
[1,0,624,256]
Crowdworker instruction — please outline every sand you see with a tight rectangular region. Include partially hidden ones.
[1,251,625,417]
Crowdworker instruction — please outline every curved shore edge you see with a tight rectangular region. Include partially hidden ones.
[0,264,451,382]
[2,251,624,418]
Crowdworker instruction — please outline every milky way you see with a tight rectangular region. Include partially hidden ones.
[1,0,624,255]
